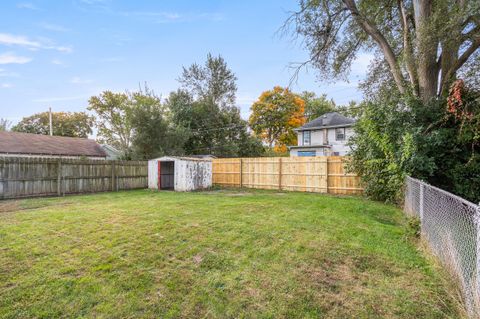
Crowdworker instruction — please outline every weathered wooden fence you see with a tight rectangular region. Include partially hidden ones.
[212,156,362,195]
[0,157,148,200]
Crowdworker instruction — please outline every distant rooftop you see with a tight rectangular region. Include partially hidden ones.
[296,112,355,130]
[0,131,107,158]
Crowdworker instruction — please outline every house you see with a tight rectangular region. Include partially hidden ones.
[0,131,107,159]
[289,112,355,157]
[100,144,122,160]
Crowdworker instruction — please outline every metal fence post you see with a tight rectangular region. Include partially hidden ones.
[419,182,424,223]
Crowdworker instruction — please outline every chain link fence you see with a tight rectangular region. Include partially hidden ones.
[404,176,480,317]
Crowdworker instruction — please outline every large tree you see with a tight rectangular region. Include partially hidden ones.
[88,91,133,154]
[249,86,306,152]
[286,0,480,102]
[170,54,264,157]
[130,88,188,159]
[12,112,93,137]
[178,53,237,108]
[167,90,264,157]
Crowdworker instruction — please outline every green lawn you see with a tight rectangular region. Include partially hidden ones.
[0,189,461,318]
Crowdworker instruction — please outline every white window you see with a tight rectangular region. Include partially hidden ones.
[335,128,345,141]
[303,131,311,145]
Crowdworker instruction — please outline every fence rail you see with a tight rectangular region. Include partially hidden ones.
[404,176,480,317]
[212,156,362,195]
[0,157,148,200]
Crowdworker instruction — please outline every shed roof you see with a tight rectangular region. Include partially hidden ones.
[150,156,212,162]
[296,112,355,130]
[0,131,107,157]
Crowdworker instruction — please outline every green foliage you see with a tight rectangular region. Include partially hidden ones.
[170,54,264,157]
[301,91,336,120]
[178,53,237,108]
[349,84,480,203]
[88,91,133,154]
[87,51,265,159]
[405,217,421,239]
[167,90,264,157]
[129,88,188,160]
[12,112,93,138]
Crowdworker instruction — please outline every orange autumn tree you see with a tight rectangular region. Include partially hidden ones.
[249,86,305,153]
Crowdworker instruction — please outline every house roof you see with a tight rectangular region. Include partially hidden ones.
[0,131,107,157]
[296,112,355,130]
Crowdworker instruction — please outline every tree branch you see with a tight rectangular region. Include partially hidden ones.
[440,35,480,94]
[342,0,406,94]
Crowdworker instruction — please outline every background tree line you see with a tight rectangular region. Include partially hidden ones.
[8,54,349,159]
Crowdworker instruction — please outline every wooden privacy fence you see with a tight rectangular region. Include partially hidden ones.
[0,157,148,200]
[212,156,362,195]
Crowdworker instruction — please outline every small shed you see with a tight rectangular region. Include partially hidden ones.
[148,156,212,191]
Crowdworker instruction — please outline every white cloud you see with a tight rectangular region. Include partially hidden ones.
[0,33,41,48]
[1,83,13,88]
[0,33,73,53]
[55,46,73,53]
[39,22,70,32]
[0,52,32,64]
[51,59,65,65]
[70,76,93,84]
[17,2,40,10]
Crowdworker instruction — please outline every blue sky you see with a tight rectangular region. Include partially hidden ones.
[0,0,372,128]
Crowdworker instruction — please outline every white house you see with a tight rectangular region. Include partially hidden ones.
[289,112,355,157]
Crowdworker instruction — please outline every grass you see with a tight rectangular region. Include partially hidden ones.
[0,188,462,318]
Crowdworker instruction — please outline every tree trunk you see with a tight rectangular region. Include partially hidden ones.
[413,0,439,102]
[439,40,460,96]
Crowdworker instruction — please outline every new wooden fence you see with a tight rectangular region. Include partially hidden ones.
[212,156,362,195]
[0,157,148,200]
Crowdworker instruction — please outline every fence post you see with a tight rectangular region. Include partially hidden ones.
[278,158,282,190]
[419,182,424,223]
[325,156,329,194]
[111,161,116,191]
[239,158,243,188]
[57,160,62,196]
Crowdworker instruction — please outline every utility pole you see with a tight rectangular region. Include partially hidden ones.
[49,107,53,136]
